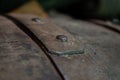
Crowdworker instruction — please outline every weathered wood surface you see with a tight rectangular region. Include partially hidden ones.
[0,16,61,80]
[10,14,120,80]
[52,17,120,80]
[90,19,120,33]
[9,14,84,56]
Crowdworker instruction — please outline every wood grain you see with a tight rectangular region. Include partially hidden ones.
[0,15,61,80]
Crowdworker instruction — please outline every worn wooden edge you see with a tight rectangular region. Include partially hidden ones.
[0,15,62,80]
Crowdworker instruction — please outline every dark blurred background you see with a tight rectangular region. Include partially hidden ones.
[0,0,120,19]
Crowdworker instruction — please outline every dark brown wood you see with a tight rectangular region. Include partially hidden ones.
[10,14,84,56]
[8,14,120,80]
[0,16,61,80]
[52,17,120,80]
[90,19,120,33]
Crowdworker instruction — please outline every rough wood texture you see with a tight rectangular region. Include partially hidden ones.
[0,16,61,80]
[10,14,84,56]
[52,17,120,80]
[1,14,120,80]
[90,19,120,33]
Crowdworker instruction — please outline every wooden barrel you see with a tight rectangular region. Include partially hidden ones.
[0,14,120,80]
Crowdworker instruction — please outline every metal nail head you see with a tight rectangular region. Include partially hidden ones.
[56,35,68,42]
[32,18,41,22]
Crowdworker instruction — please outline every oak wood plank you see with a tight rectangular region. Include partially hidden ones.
[0,16,61,80]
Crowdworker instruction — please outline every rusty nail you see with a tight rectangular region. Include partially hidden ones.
[32,18,41,22]
[56,35,68,42]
